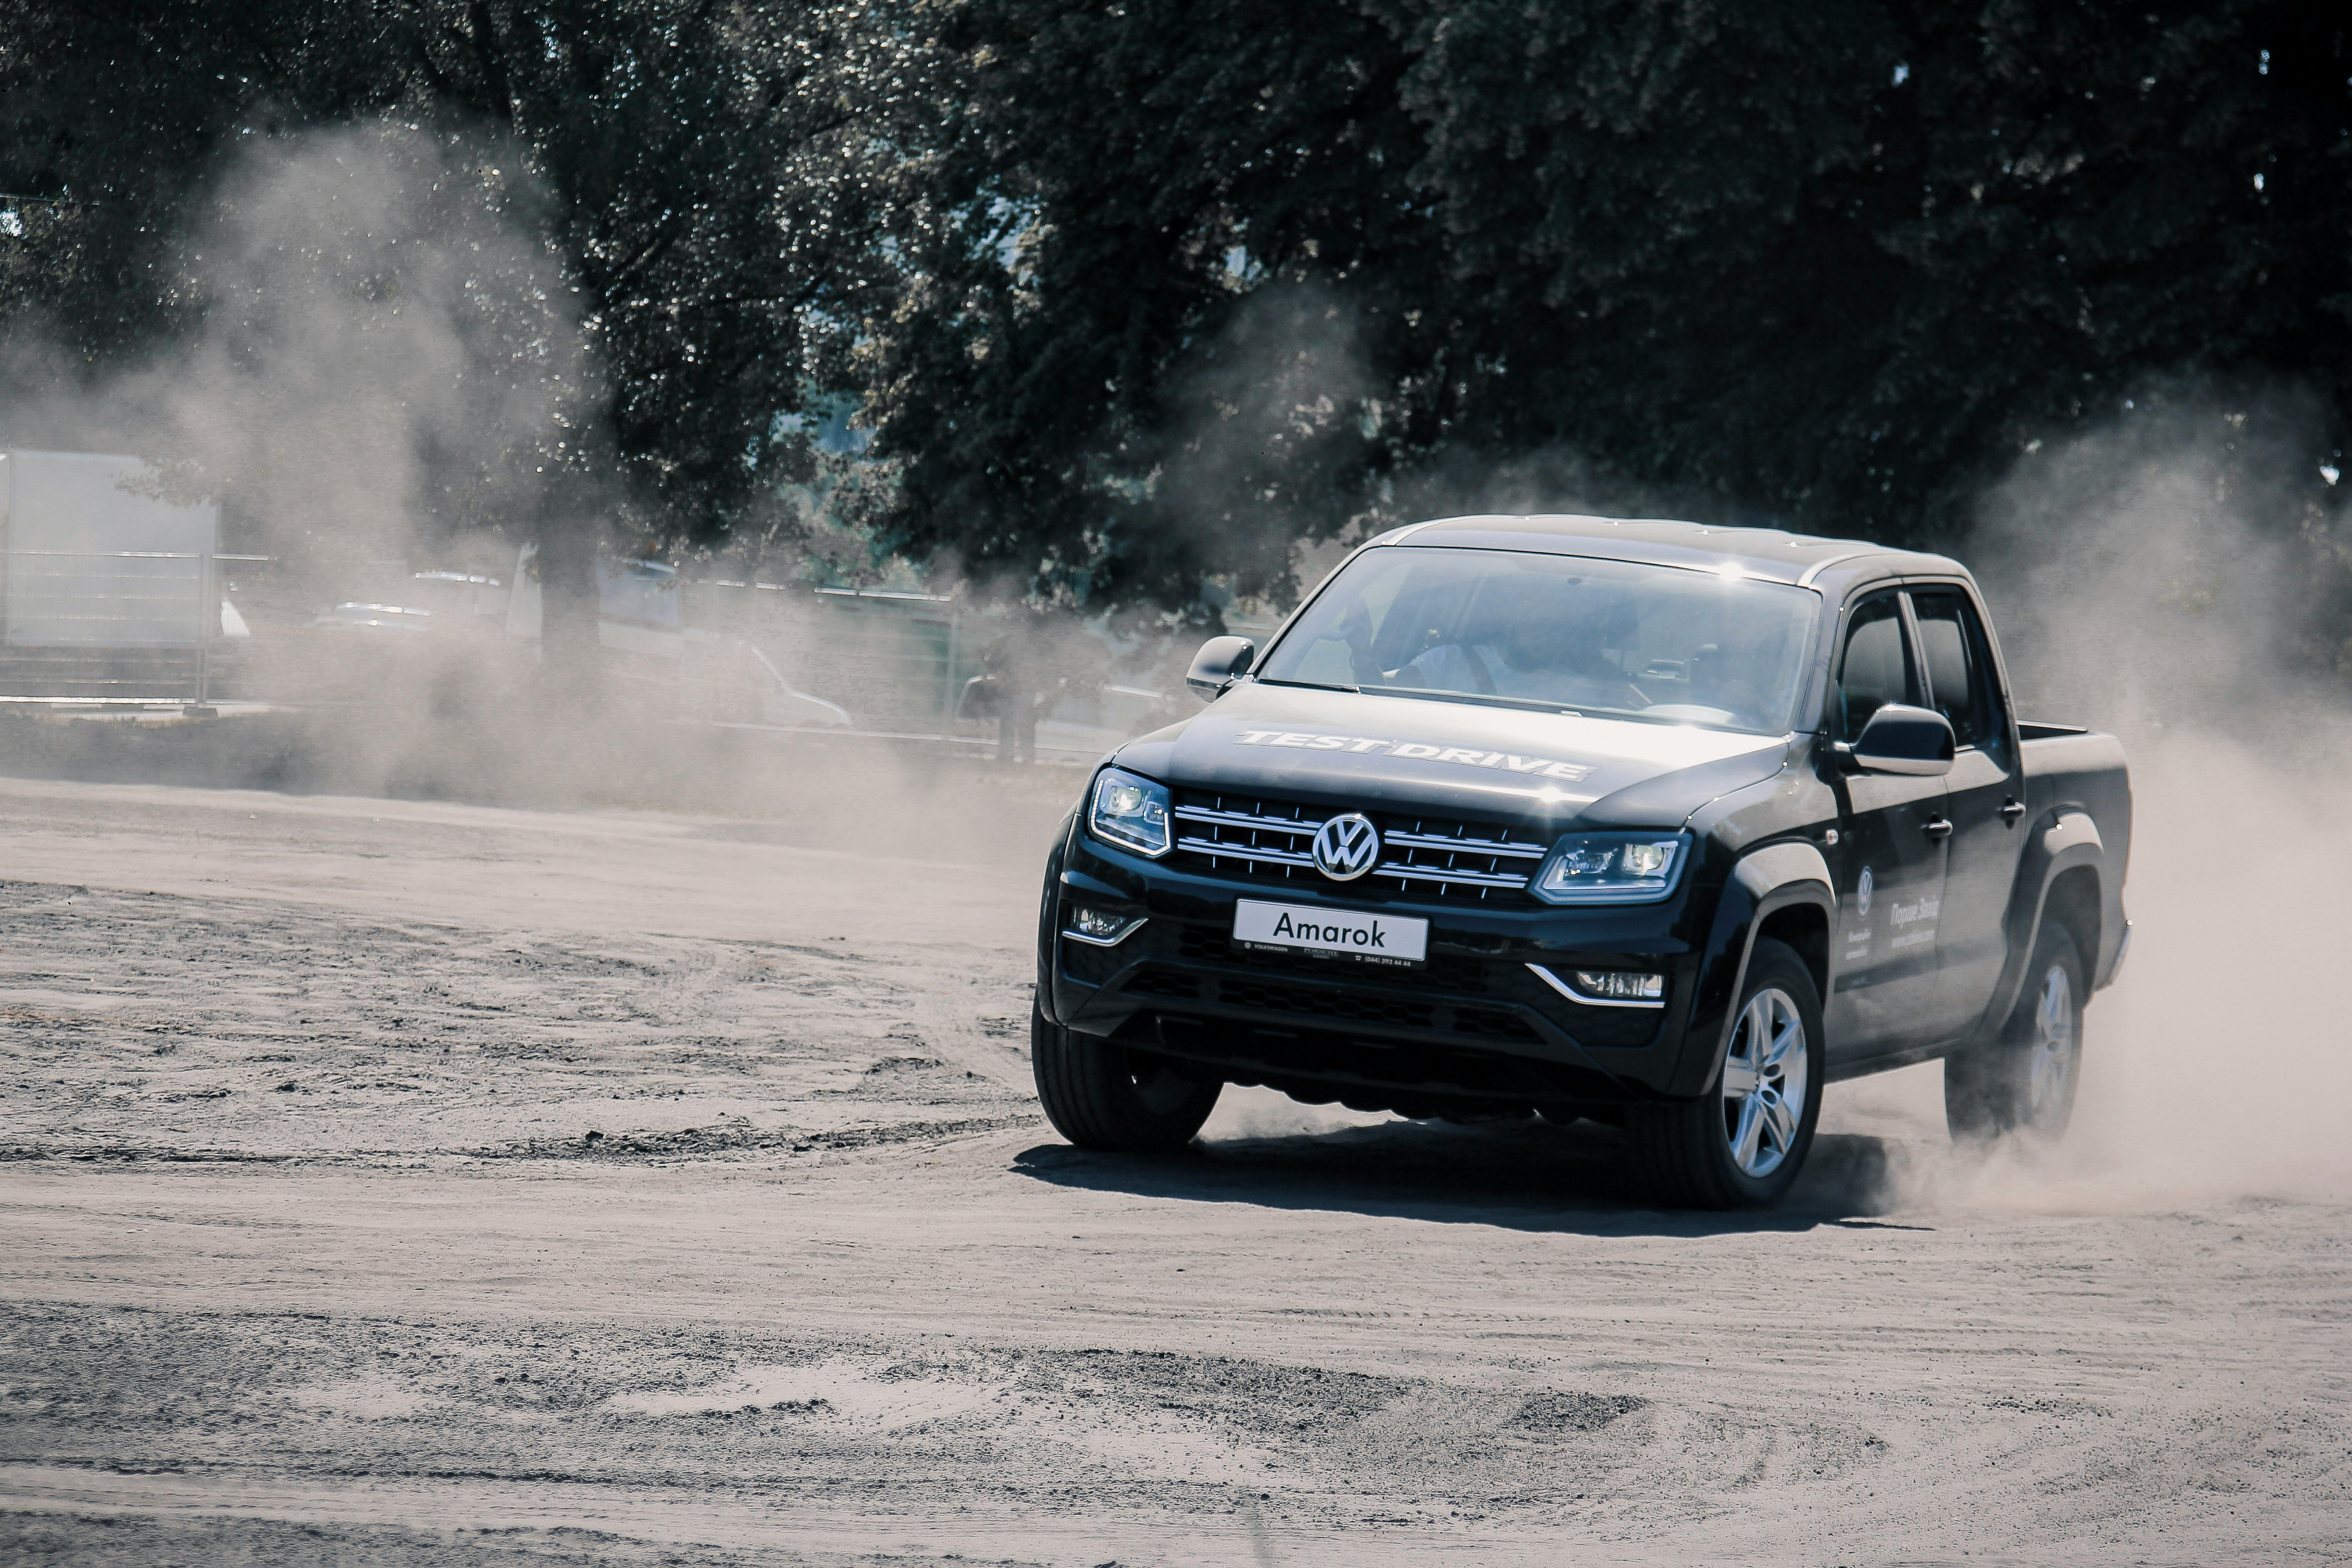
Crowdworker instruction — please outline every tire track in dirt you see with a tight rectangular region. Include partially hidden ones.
[0,882,1034,1166]
[3,776,2350,1564]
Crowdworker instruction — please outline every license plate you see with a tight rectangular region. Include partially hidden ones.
[1231,899,1428,966]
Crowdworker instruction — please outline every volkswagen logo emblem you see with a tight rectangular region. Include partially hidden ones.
[1311,813,1382,882]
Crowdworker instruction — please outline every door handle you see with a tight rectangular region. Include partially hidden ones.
[2000,799,2026,825]
[1923,816,1954,840]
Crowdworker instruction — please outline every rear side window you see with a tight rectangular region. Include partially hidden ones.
[1909,589,2001,750]
[1832,592,1915,740]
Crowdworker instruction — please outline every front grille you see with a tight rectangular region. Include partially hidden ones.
[1127,969,1203,1001]
[1139,926,1661,1051]
[1215,978,1436,1029]
[1171,790,1548,902]
[1125,960,1545,1045]
[1453,1004,1541,1042]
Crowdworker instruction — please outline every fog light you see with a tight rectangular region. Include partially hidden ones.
[1529,963,1667,1008]
[1574,970,1664,1002]
[1065,906,1146,947]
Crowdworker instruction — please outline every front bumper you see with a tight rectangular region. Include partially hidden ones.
[1047,825,1713,1108]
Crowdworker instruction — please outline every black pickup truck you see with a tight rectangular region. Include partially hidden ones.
[1033,515,2132,1207]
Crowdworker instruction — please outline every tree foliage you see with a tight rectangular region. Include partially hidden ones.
[0,0,916,596]
[868,0,2352,618]
[0,0,2346,636]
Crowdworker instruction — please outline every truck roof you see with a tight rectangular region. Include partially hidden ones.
[1367,513,1964,591]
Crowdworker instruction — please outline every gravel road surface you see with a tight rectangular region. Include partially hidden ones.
[1,764,2346,1566]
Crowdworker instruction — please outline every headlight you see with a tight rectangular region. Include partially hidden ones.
[1087,767,1173,858]
[1530,832,1689,905]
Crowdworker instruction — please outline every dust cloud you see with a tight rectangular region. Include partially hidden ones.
[0,120,1104,851]
[1199,1087,1396,1143]
[3,122,595,606]
[8,118,2349,1214]
[1838,402,2352,1210]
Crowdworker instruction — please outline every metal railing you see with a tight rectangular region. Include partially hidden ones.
[0,549,220,702]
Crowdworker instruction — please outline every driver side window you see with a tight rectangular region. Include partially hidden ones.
[1832,592,1917,741]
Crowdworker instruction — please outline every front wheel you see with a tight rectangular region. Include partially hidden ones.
[1628,938,1824,1209]
[1031,998,1221,1152]
[1946,924,2083,1143]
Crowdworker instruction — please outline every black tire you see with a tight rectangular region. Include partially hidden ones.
[1628,938,1825,1210]
[1946,923,2084,1143]
[1031,998,1221,1152]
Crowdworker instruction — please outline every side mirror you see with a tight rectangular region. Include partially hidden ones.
[1185,636,1256,702]
[1845,703,1955,776]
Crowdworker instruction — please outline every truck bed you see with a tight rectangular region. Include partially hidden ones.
[2019,724,2133,987]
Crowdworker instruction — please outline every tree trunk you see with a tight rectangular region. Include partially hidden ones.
[533,505,602,715]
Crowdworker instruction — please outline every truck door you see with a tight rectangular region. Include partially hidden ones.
[1822,590,1950,1063]
[1909,586,2027,1039]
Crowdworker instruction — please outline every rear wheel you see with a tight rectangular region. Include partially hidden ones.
[1946,924,2083,1142]
[1031,998,1221,1152]
[1629,939,1823,1209]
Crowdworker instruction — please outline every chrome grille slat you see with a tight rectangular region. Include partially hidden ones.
[1382,829,1548,861]
[1173,804,1321,837]
[1375,862,1528,890]
[1170,788,1544,902]
[1175,835,1316,868]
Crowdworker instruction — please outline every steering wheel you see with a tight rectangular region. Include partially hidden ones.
[1462,644,1501,695]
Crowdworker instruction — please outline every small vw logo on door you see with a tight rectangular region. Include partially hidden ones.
[1312,813,1382,882]
[1857,865,1875,916]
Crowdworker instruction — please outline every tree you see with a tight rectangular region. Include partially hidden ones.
[868,0,2352,628]
[1392,0,2352,543]
[869,0,1430,619]
[5,0,2345,652]
[0,0,918,658]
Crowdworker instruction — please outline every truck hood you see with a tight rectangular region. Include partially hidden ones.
[1112,682,1793,831]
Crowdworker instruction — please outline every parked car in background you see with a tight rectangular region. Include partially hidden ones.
[679,634,852,728]
[312,601,436,634]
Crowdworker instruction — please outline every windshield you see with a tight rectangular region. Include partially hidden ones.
[1257,546,1819,734]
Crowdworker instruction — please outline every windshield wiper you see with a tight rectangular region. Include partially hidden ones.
[1373,685,1774,732]
[1357,684,1583,717]
[1279,677,1770,732]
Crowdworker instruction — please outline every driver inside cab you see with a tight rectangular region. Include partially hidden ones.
[1392,574,1646,711]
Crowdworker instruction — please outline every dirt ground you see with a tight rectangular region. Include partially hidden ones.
[1,760,2347,1566]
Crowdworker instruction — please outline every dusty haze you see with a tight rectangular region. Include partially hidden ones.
[1,122,2349,1566]
[1833,405,2352,1210]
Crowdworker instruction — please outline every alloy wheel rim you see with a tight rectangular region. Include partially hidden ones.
[2025,963,2076,1119]
[1721,987,1808,1178]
